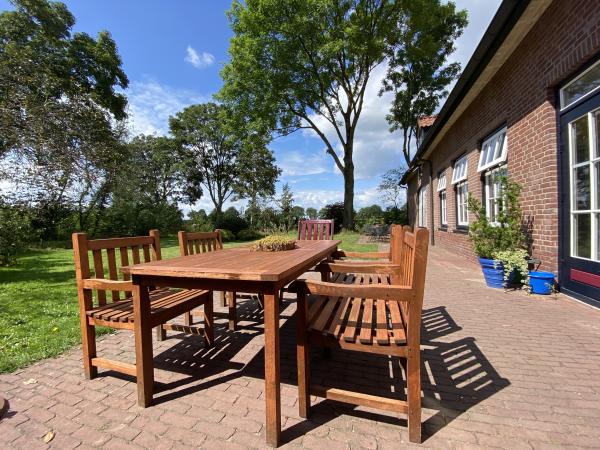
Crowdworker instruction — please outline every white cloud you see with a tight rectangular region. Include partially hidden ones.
[292,185,397,210]
[184,46,215,69]
[125,79,206,136]
[277,150,331,176]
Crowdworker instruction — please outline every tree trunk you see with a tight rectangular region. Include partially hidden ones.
[343,161,354,230]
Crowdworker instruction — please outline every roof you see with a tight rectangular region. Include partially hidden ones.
[401,0,532,184]
[417,116,436,128]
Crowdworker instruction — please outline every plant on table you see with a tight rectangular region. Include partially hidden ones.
[252,235,296,252]
[467,173,530,289]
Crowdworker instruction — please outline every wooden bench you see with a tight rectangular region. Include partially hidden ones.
[290,226,429,443]
[72,230,214,380]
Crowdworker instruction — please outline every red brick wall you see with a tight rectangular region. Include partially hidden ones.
[407,0,600,275]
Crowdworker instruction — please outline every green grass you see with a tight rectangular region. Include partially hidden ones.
[0,232,377,373]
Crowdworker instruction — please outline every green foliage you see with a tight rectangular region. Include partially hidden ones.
[219,229,236,242]
[493,249,530,290]
[467,174,527,259]
[236,229,264,241]
[319,202,348,233]
[306,207,318,220]
[356,204,385,229]
[278,183,295,231]
[382,0,467,166]
[211,207,249,234]
[252,235,296,252]
[384,205,408,225]
[0,204,32,265]
[219,0,402,229]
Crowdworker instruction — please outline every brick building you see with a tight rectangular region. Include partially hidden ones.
[402,0,600,307]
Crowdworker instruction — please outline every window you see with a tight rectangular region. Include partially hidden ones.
[456,182,468,227]
[451,155,468,184]
[478,127,507,172]
[438,171,447,226]
[561,59,600,109]
[568,109,600,261]
[417,186,427,227]
[484,167,506,225]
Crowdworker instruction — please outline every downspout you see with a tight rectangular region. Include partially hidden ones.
[418,158,435,246]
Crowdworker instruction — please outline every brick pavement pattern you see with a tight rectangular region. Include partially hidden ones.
[1,246,600,449]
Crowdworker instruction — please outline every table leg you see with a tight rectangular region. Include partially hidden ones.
[264,290,281,447]
[133,282,154,407]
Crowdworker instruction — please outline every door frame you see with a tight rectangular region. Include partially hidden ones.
[558,90,600,307]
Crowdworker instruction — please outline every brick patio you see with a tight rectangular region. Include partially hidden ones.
[1,246,600,449]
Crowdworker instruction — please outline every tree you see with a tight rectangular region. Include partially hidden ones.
[306,207,318,220]
[319,202,347,233]
[378,168,406,208]
[169,102,278,218]
[356,204,385,228]
[382,0,467,166]
[278,183,294,231]
[219,0,400,230]
[0,0,128,159]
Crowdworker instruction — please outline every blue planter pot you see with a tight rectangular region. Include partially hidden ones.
[479,258,504,289]
[529,271,555,295]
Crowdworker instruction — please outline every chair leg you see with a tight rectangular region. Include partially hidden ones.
[81,320,98,380]
[220,291,227,307]
[407,353,422,444]
[204,292,214,347]
[155,325,166,341]
[296,293,310,418]
[256,293,264,309]
[228,291,237,331]
[183,311,192,326]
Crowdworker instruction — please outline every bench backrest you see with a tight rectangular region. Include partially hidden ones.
[72,230,162,307]
[390,225,429,345]
[298,219,334,240]
[178,230,223,256]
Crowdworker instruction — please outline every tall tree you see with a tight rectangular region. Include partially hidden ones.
[219,0,400,230]
[169,102,279,218]
[278,183,294,231]
[382,0,467,166]
[378,167,406,208]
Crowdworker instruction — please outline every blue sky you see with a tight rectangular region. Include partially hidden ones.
[1,0,502,213]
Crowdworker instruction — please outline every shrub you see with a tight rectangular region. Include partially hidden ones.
[0,205,32,265]
[318,202,347,232]
[212,207,248,234]
[219,229,236,242]
[236,229,264,241]
[252,235,296,252]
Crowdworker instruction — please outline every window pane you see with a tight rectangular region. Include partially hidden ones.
[596,111,600,159]
[562,62,600,107]
[597,214,600,260]
[574,214,592,258]
[572,115,589,164]
[574,165,590,210]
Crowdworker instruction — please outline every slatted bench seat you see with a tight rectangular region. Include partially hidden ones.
[72,229,214,381]
[290,225,429,444]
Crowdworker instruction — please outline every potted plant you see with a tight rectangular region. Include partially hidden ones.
[467,174,530,289]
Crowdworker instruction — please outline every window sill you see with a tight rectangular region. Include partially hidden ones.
[438,226,448,232]
[453,227,469,234]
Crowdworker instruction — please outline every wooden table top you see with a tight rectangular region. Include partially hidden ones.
[122,239,340,282]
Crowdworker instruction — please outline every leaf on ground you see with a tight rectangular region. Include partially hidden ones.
[42,430,55,443]
[23,378,37,385]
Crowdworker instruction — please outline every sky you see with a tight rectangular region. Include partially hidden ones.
[0,0,502,214]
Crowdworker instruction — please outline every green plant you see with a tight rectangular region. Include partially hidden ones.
[492,249,530,290]
[252,235,296,252]
[219,229,236,242]
[236,229,264,241]
[467,174,526,259]
[0,206,32,266]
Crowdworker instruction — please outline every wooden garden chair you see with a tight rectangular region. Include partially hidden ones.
[298,219,334,240]
[72,230,214,381]
[331,224,409,266]
[290,226,429,443]
[178,230,241,331]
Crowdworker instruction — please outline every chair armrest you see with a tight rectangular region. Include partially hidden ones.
[289,279,415,302]
[317,261,401,274]
[333,250,390,259]
[81,278,133,291]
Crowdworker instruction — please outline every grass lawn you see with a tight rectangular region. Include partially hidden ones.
[0,232,378,373]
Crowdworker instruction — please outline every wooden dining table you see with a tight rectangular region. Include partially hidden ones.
[122,238,340,447]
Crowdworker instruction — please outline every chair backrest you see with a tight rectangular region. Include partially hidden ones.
[298,219,334,240]
[390,225,429,347]
[178,230,223,256]
[72,230,162,308]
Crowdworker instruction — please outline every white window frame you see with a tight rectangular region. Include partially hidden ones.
[456,181,468,227]
[478,127,508,172]
[417,186,427,228]
[437,171,447,191]
[568,109,600,261]
[440,189,447,226]
[451,155,468,184]
[484,166,506,226]
[560,59,600,110]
